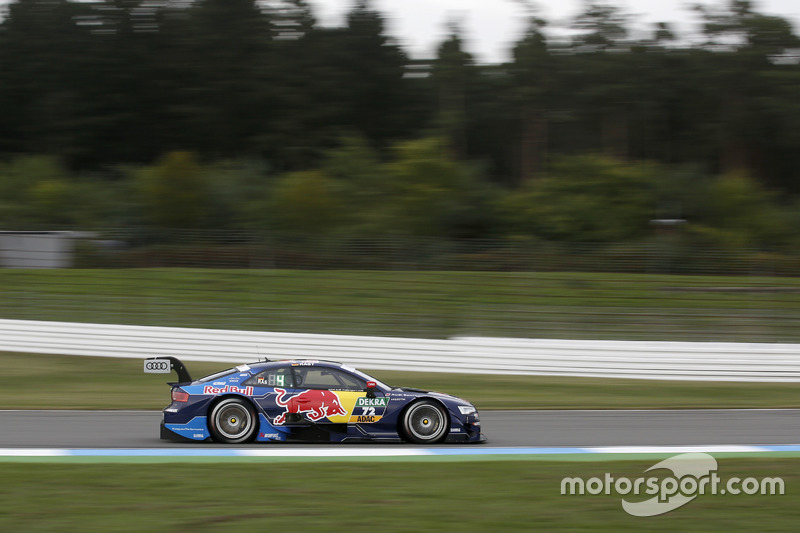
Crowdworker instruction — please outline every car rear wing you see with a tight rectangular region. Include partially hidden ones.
[143,357,193,384]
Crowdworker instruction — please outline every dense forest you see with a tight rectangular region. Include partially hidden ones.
[1,0,799,251]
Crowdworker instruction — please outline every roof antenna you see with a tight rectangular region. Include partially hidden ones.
[256,345,271,362]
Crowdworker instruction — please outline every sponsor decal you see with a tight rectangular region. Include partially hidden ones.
[203,385,254,395]
[259,432,280,439]
[213,381,227,386]
[272,388,348,425]
[165,417,210,440]
[356,397,388,408]
[143,359,171,373]
[349,395,388,423]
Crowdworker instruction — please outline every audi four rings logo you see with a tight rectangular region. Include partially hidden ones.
[143,359,171,373]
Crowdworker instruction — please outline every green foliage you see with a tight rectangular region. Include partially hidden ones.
[381,137,496,237]
[202,158,273,229]
[571,1,629,50]
[28,178,74,225]
[267,170,345,233]
[1,1,800,246]
[697,0,800,54]
[319,135,389,232]
[501,156,656,242]
[136,152,211,228]
[687,172,793,249]
[0,155,113,228]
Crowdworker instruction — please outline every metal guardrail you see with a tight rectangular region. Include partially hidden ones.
[2,319,799,382]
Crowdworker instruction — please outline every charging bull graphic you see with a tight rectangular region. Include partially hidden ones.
[273,388,348,425]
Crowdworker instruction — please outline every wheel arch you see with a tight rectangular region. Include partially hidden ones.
[207,393,259,415]
[397,396,451,443]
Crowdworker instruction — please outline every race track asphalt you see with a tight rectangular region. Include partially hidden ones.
[1,409,798,448]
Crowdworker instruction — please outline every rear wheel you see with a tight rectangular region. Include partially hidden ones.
[401,400,449,444]
[209,398,257,444]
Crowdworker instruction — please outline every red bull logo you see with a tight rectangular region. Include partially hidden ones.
[203,385,253,395]
[273,388,348,425]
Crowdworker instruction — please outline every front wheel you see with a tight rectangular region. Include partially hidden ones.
[209,398,257,444]
[401,400,449,444]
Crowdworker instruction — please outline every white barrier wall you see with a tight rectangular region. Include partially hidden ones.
[1,319,799,382]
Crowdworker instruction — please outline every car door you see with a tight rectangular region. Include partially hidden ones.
[285,365,387,425]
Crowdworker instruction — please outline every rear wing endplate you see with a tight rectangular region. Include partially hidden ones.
[144,357,193,384]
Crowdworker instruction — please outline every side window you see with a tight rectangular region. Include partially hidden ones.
[246,367,295,388]
[295,367,365,391]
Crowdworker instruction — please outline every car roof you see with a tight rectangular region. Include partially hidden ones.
[245,359,344,372]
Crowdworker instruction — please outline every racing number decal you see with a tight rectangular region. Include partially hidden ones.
[348,396,389,423]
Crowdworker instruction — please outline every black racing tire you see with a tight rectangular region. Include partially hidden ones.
[208,397,257,444]
[401,400,449,444]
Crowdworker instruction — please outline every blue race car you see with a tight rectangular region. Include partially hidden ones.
[144,357,485,444]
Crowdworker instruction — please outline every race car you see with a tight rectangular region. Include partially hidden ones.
[144,357,485,444]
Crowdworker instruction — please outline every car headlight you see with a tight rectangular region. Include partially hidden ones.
[458,405,477,415]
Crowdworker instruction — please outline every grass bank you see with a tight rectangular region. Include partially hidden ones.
[1,269,800,341]
[0,459,795,532]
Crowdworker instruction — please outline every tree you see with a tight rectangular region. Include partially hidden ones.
[510,16,552,182]
[0,0,93,159]
[340,0,413,144]
[136,152,211,228]
[693,1,800,180]
[163,0,273,158]
[501,156,657,242]
[381,137,496,238]
[688,172,792,248]
[267,170,345,234]
[571,1,629,52]
[432,23,474,159]
[696,0,799,55]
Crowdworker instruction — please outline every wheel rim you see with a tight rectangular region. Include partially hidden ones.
[407,404,445,441]
[215,402,253,440]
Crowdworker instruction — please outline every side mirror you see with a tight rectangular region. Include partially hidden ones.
[366,381,377,398]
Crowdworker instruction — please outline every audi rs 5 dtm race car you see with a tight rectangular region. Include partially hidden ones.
[144,357,486,444]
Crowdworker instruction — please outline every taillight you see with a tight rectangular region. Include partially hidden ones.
[172,388,189,402]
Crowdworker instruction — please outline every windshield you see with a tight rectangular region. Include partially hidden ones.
[342,365,391,390]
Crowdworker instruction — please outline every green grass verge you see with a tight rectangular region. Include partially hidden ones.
[2,352,798,410]
[2,268,800,341]
[0,459,795,532]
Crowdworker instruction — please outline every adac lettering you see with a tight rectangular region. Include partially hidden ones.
[272,388,348,425]
[203,385,254,395]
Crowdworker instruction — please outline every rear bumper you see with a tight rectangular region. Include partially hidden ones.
[160,420,202,443]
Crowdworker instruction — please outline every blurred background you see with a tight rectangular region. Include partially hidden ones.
[1,0,800,343]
